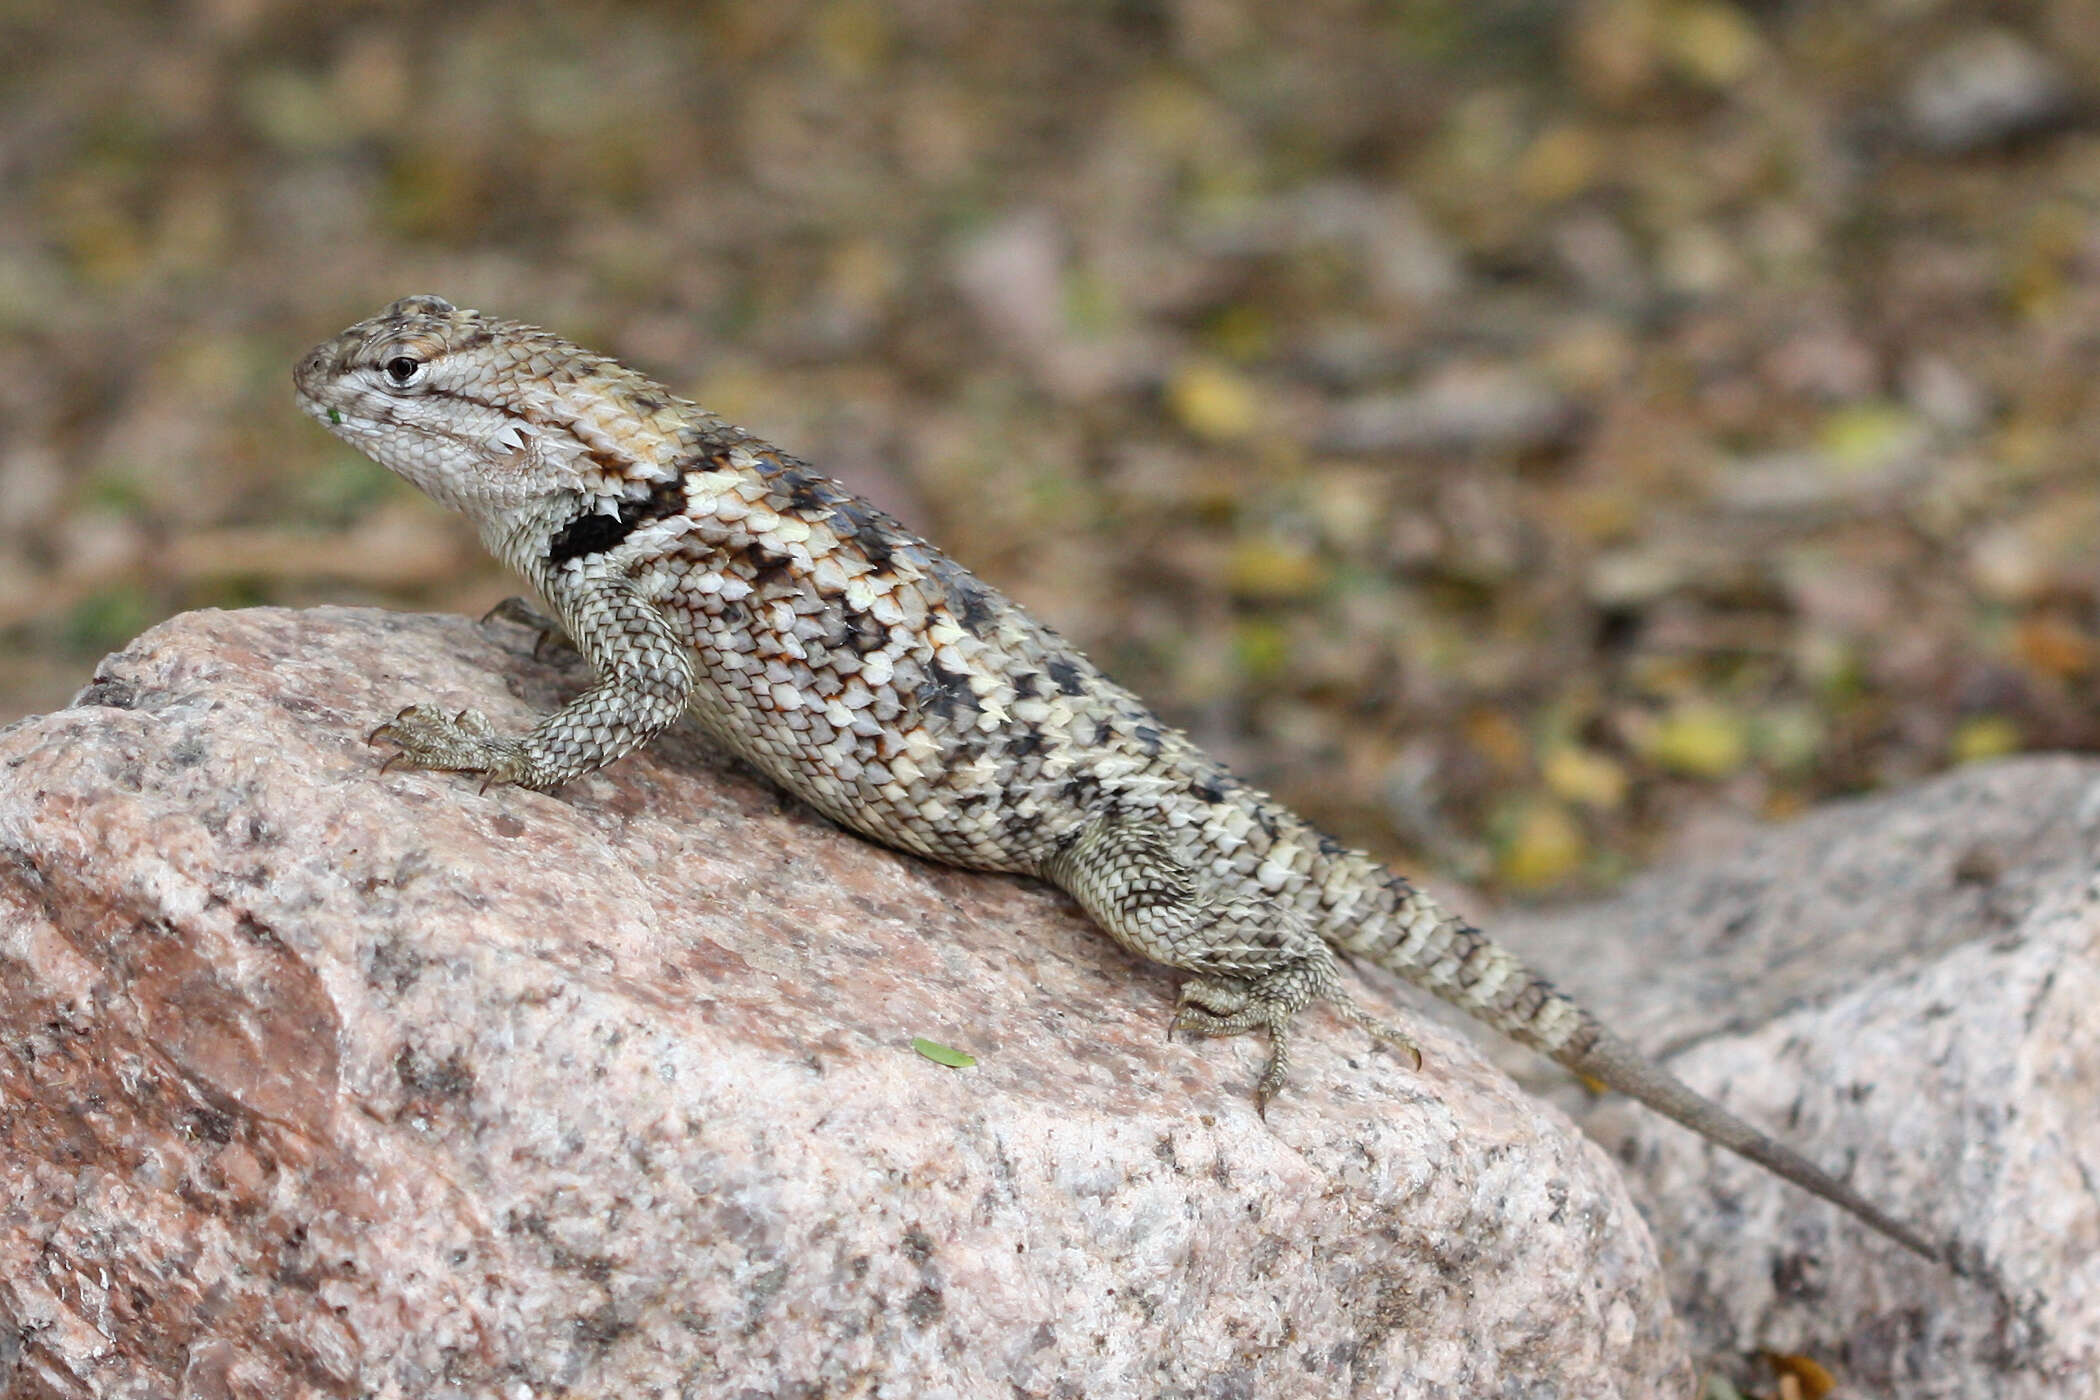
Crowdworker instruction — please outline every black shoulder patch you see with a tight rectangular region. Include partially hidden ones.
[545,477,688,566]
[545,511,630,564]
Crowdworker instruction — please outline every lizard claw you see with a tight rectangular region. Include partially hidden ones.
[1253,1013,1293,1116]
[1333,998,1425,1072]
[481,595,574,662]
[368,705,418,744]
[366,702,526,788]
[479,595,547,629]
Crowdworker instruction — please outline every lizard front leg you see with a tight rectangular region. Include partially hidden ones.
[372,572,695,791]
[1041,814,1419,1108]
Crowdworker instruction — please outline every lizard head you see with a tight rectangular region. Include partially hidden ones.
[294,295,682,518]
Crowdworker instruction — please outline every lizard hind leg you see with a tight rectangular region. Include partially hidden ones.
[1042,813,1418,1108]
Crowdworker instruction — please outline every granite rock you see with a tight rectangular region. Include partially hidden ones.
[0,607,1688,1399]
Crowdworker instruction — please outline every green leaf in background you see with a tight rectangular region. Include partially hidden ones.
[911,1037,975,1069]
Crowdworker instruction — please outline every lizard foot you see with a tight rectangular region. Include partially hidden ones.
[1169,966,1334,1111]
[1170,975,1249,1029]
[1172,968,1424,1105]
[481,596,577,663]
[369,704,531,790]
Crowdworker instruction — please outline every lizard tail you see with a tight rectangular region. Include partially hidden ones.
[1331,884,1948,1266]
[1568,1028,1944,1265]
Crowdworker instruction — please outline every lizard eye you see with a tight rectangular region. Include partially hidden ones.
[382,355,426,387]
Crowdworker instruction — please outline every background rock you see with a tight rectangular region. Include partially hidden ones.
[1491,755,2100,1397]
[0,607,1689,1400]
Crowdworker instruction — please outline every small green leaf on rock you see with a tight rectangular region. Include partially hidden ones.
[912,1037,975,1069]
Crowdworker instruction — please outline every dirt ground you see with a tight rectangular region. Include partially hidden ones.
[5,0,2100,895]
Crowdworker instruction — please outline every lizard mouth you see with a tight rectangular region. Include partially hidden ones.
[292,393,343,428]
[291,390,346,431]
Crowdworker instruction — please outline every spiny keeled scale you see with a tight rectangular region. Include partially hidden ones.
[293,296,1946,1265]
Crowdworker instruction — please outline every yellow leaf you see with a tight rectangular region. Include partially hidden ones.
[1665,1,1762,89]
[1232,619,1291,680]
[1495,798,1586,892]
[1543,746,1629,811]
[1951,715,2021,764]
[1517,124,1603,204]
[1226,540,1326,602]
[1169,362,1260,442]
[1817,402,1922,471]
[1644,702,1748,779]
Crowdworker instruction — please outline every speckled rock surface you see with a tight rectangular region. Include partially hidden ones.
[0,607,1687,1400]
[1493,755,2100,1398]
